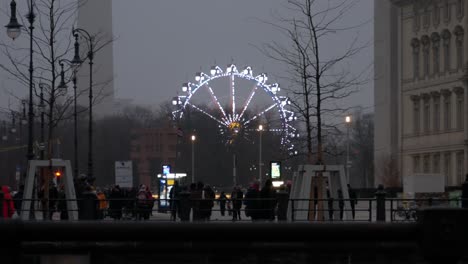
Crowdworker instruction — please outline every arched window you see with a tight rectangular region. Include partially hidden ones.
[457,0,464,20]
[421,35,430,78]
[442,89,452,130]
[411,95,421,134]
[453,87,464,130]
[414,4,420,32]
[422,94,430,132]
[444,0,451,24]
[442,29,452,73]
[423,7,430,29]
[454,25,464,70]
[411,38,421,80]
[434,2,441,27]
[431,91,441,132]
[431,32,441,75]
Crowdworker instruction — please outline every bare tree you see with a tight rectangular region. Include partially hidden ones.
[261,0,370,164]
[0,0,114,217]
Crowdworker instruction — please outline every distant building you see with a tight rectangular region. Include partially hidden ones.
[77,0,115,116]
[130,127,178,188]
[375,0,467,188]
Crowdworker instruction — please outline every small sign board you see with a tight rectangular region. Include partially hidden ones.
[162,165,171,176]
[115,161,133,188]
[270,161,281,179]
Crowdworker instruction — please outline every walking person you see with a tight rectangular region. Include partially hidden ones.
[136,185,153,220]
[108,185,124,220]
[96,188,108,220]
[347,184,357,219]
[231,186,243,221]
[57,184,68,220]
[200,185,215,221]
[1,186,15,219]
[80,185,98,220]
[190,182,203,221]
[338,189,344,220]
[13,185,24,216]
[218,191,227,216]
[169,180,181,221]
[259,180,276,221]
[244,182,260,221]
[326,186,334,221]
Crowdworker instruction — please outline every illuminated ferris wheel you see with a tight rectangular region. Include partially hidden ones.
[172,64,298,154]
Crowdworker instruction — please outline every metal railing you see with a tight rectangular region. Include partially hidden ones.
[4,196,466,223]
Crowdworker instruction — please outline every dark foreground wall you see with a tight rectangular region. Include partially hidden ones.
[2,208,468,264]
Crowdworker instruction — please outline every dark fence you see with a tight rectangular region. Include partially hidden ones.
[4,195,468,223]
[1,208,468,264]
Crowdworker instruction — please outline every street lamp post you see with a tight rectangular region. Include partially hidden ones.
[38,83,46,160]
[72,27,94,183]
[258,124,263,184]
[345,115,352,184]
[59,58,80,178]
[191,134,196,183]
[6,0,36,161]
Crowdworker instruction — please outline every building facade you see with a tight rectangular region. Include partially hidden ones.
[129,127,178,188]
[375,0,468,187]
[77,0,115,116]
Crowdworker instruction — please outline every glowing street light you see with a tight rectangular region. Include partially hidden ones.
[345,115,352,183]
[258,124,264,183]
[191,134,196,183]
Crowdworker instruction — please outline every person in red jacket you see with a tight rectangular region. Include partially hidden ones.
[1,186,15,218]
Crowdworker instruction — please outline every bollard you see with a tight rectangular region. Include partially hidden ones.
[462,174,468,208]
[178,191,191,222]
[375,184,386,222]
[276,191,289,221]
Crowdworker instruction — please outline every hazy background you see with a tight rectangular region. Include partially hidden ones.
[0,0,374,114]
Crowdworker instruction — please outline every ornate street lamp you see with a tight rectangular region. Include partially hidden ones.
[71,27,94,183]
[5,0,36,161]
[58,59,80,178]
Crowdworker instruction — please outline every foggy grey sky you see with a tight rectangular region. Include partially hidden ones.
[0,0,374,114]
[112,0,374,111]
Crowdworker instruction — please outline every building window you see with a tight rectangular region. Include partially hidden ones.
[457,0,464,20]
[454,87,464,130]
[412,96,421,134]
[423,7,430,29]
[432,32,441,75]
[411,38,421,80]
[443,91,452,130]
[423,95,430,133]
[422,36,430,78]
[444,152,451,186]
[454,25,464,70]
[413,155,421,173]
[444,0,451,23]
[456,151,464,185]
[433,153,441,173]
[432,92,441,132]
[434,3,441,27]
[414,4,420,32]
[442,29,452,73]
[423,155,430,173]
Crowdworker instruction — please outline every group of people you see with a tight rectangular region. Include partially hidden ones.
[75,179,155,221]
[169,179,289,222]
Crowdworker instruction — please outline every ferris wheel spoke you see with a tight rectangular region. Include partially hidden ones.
[230,74,236,120]
[238,85,258,122]
[205,84,228,121]
[187,102,227,126]
[243,103,277,125]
